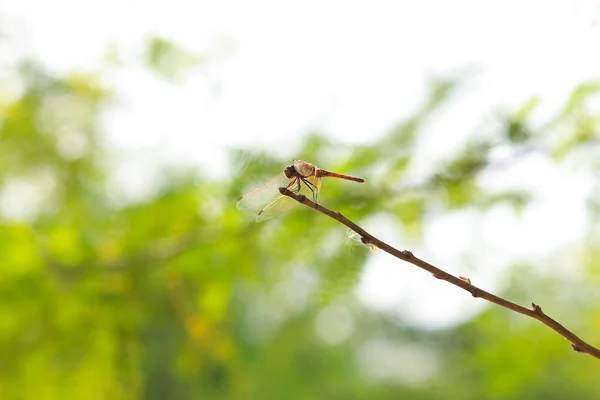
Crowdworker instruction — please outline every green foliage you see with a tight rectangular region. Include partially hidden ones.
[393,197,425,238]
[145,37,207,81]
[507,97,538,143]
[1,55,600,400]
[480,191,530,214]
[551,81,600,159]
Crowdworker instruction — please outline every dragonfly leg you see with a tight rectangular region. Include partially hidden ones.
[301,177,318,203]
[288,177,300,193]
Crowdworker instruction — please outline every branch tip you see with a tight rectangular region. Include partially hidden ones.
[532,303,544,315]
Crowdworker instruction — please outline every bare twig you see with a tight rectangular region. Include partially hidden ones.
[279,187,600,360]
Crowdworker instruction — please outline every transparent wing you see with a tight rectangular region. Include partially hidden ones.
[254,194,299,222]
[254,175,322,223]
[236,172,292,210]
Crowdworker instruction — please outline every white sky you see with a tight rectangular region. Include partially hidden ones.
[2,0,600,328]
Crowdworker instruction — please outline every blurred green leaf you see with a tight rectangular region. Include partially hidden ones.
[394,197,425,237]
[145,36,204,81]
[480,191,530,213]
[561,81,600,116]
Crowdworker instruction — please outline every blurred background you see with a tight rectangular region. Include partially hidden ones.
[2,1,600,398]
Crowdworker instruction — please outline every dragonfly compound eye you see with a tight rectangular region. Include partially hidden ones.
[284,166,295,179]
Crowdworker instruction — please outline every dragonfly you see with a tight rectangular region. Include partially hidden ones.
[236,159,365,222]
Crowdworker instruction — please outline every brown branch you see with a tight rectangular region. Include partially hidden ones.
[279,187,600,360]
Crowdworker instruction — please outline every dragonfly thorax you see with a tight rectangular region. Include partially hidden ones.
[292,160,316,178]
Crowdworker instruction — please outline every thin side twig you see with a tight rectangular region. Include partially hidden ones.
[279,187,600,360]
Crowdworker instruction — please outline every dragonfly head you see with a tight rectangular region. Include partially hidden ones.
[284,164,296,179]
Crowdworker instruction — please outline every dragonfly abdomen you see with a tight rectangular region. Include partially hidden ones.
[318,170,365,183]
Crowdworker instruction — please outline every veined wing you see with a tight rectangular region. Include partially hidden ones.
[236,172,292,210]
[255,175,321,223]
[255,194,299,222]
